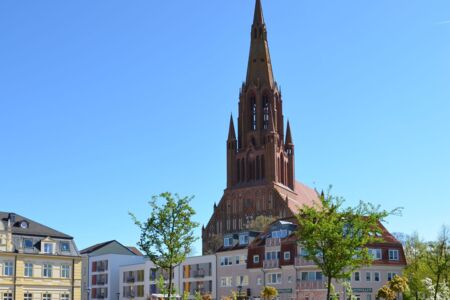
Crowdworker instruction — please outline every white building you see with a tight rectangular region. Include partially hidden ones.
[80,240,146,300]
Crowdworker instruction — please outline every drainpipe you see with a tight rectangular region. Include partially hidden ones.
[13,255,17,300]
[72,259,76,300]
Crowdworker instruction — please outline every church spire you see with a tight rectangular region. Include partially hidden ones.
[227,114,236,141]
[246,0,275,89]
[285,120,293,145]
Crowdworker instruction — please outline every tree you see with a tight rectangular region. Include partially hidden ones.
[260,286,278,300]
[377,285,396,300]
[389,275,409,299]
[426,226,450,300]
[404,232,428,299]
[422,278,450,300]
[247,215,275,232]
[131,192,199,300]
[295,189,400,300]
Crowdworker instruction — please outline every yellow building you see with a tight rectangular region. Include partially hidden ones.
[0,213,81,300]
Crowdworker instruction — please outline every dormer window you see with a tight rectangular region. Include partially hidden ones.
[224,236,233,248]
[43,243,54,254]
[239,234,249,245]
[24,239,34,249]
[20,221,29,229]
[60,242,70,252]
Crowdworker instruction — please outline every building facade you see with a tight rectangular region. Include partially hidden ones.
[80,240,145,300]
[0,212,82,300]
[202,0,319,254]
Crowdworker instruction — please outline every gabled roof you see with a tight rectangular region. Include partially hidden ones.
[0,212,72,239]
[80,240,139,256]
[127,246,144,256]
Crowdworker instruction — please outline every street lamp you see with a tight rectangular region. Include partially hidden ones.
[237,286,243,300]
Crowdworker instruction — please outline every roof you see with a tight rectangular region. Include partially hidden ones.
[127,246,144,256]
[80,240,116,254]
[0,212,73,239]
[80,240,139,256]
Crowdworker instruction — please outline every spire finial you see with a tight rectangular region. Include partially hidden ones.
[285,120,293,145]
[227,114,236,140]
[253,0,265,25]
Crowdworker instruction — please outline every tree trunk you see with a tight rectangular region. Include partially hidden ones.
[327,277,332,300]
[168,266,173,300]
[434,273,441,300]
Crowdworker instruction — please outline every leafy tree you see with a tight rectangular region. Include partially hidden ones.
[260,286,278,300]
[247,215,275,232]
[377,285,396,300]
[422,278,450,300]
[389,275,409,299]
[131,192,199,300]
[426,226,450,300]
[404,232,428,299]
[295,188,400,300]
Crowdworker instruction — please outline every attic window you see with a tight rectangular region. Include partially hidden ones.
[60,242,70,252]
[224,236,233,247]
[43,243,54,254]
[24,239,33,249]
[20,221,28,229]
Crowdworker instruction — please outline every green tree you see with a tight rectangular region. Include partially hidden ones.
[389,275,409,299]
[295,188,400,300]
[131,192,199,300]
[377,285,396,300]
[426,226,450,300]
[260,286,278,300]
[404,233,428,299]
[247,215,275,232]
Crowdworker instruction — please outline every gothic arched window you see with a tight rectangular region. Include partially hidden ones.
[250,96,257,131]
[263,95,270,129]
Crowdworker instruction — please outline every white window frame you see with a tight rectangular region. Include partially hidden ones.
[366,272,371,282]
[236,275,249,286]
[43,294,52,300]
[43,243,54,254]
[253,255,259,264]
[3,293,13,300]
[354,272,360,282]
[224,236,233,247]
[61,294,70,300]
[388,249,400,261]
[369,248,382,260]
[220,276,232,287]
[24,263,33,277]
[4,262,14,276]
[374,272,380,282]
[43,263,53,278]
[239,234,249,245]
[61,264,70,278]
[24,293,33,300]
[284,251,291,261]
[257,277,262,286]
[388,272,398,281]
[267,273,282,285]
[60,242,70,252]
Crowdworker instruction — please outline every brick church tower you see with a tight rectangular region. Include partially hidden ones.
[202,0,318,254]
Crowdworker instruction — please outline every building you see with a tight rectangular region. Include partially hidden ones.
[202,0,319,254]
[80,241,145,300]
[0,212,82,300]
[214,218,406,300]
[119,255,216,300]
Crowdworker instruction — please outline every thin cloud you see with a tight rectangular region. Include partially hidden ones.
[436,20,450,25]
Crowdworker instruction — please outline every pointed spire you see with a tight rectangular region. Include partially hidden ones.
[246,0,275,88]
[227,114,236,140]
[253,0,264,25]
[285,120,293,145]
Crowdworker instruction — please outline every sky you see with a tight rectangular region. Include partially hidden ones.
[0,0,449,255]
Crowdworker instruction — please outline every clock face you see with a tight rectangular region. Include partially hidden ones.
[20,221,28,229]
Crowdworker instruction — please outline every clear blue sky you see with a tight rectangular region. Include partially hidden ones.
[1,0,449,254]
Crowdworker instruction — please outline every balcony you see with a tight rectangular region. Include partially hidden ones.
[295,257,317,267]
[265,238,281,247]
[263,259,279,269]
[297,280,327,290]
[193,269,207,278]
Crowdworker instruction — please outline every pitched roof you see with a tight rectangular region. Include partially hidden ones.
[0,212,72,239]
[127,246,144,256]
[80,240,139,256]
[80,240,116,254]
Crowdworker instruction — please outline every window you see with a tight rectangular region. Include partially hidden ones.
[369,248,382,260]
[265,251,280,260]
[263,96,269,129]
[366,295,372,300]
[43,243,54,254]
[43,264,53,278]
[374,272,380,282]
[284,251,291,261]
[43,294,51,300]
[3,293,12,300]
[250,96,257,131]
[388,272,398,281]
[389,249,400,261]
[60,242,70,252]
[235,256,240,265]
[61,265,70,278]
[224,236,233,247]
[301,272,322,281]
[239,234,249,245]
[236,275,249,286]
[24,239,34,249]
[4,262,13,276]
[366,272,371,282]
[24,293,33,300]
[267,273,282,285]
[137,285,144,297]
[257,277,262,286]
[253,255,259,264]
[61,295,69,300]
[221,276,232,287]
[137,270,144,282]
[288,276,293,283]
[24,263,33,277]
[354,272,360,282]
[220,256,232,266]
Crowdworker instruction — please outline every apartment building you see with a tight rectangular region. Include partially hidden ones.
[80,241,145,300]
[0,212,82,300]
[119,255,216,300]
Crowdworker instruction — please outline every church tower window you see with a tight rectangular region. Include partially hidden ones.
[263,95,270,129]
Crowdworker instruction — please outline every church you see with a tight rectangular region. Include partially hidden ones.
[202,0,319,254]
